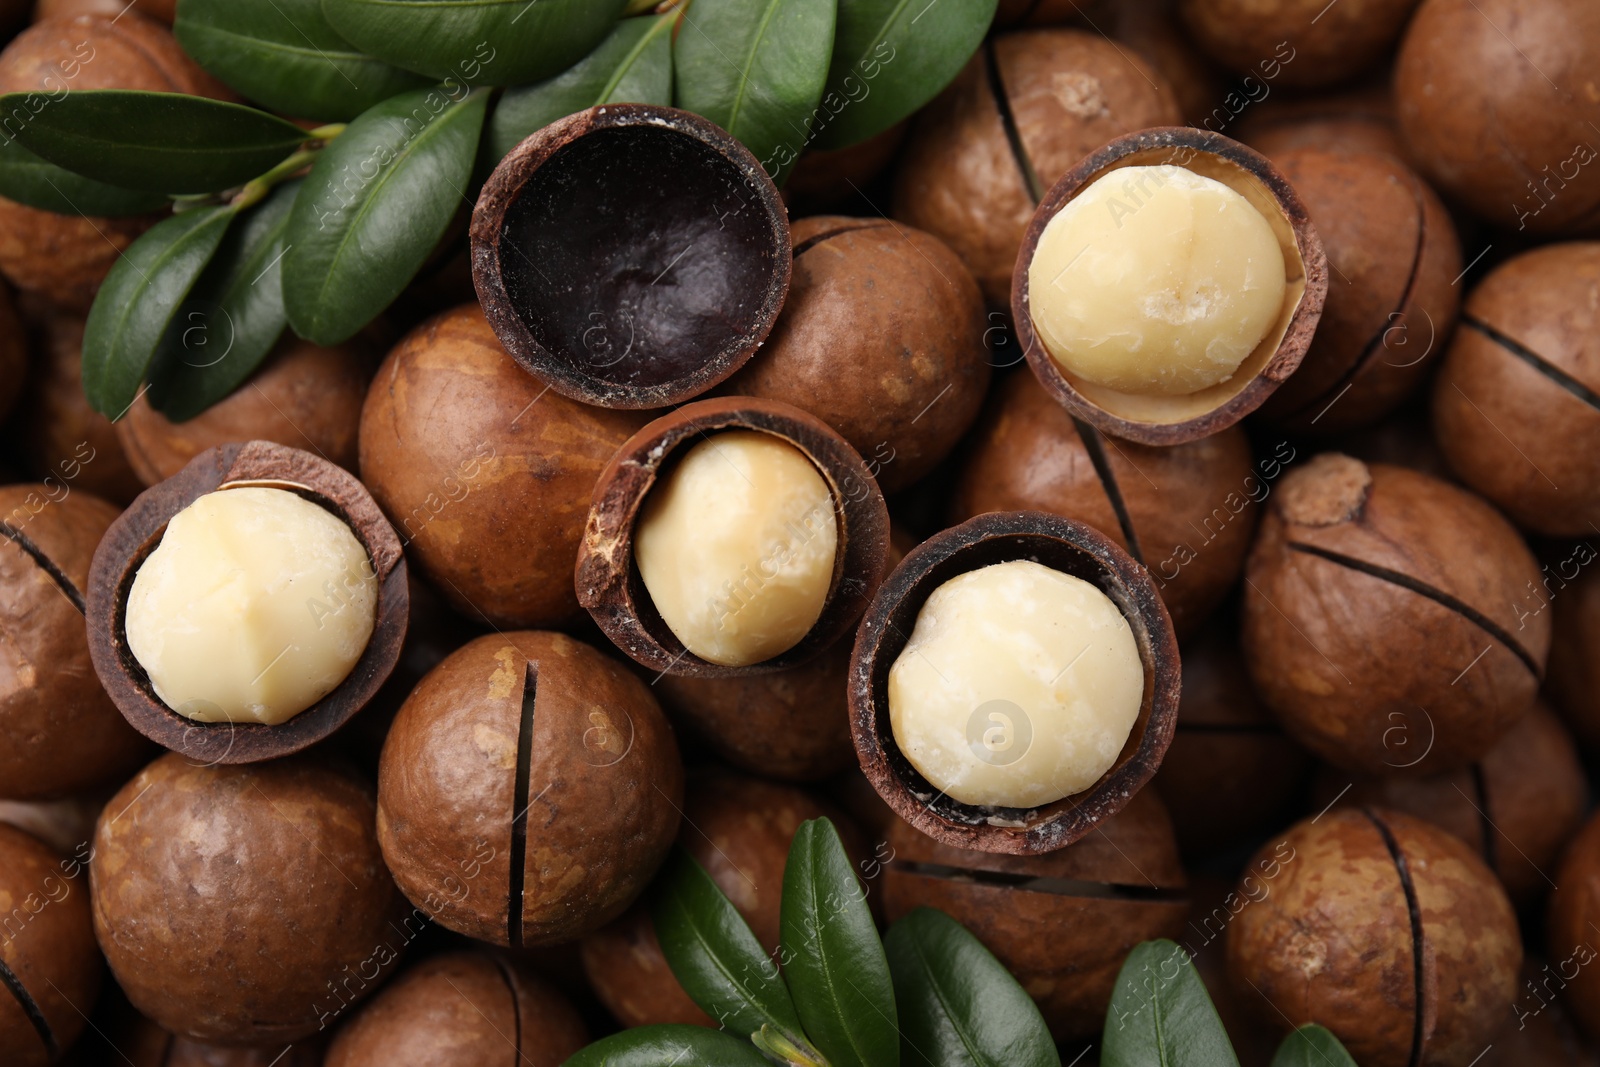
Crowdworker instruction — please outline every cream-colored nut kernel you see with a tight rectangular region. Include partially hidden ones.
[125,486,378,725]
[634,430,838,668]
[888,560,1144,808]
[1028,164,1287,396]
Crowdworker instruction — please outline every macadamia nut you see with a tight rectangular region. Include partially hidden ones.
[634,431,838,667]
[125,486,377,725]
[888,560,1143,808]
[1028,165,1287,396]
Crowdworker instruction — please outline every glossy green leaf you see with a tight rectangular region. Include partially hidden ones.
[885,908,1059,1067]
[0,91,308,194]
[284,85,487,345]
[0,138,167,216]
[1102,940,1241,1067]
[1271,1024,1357,1067]
[486,12,673,165]
[809,0,997,151]
[147,180,299,421]
[673,0,836,183]
[560,1025,771,1067]
[175,0,428,121]
[780,818,899,1067]
[82,205,237,419]
[651,846,807,1044]
[319,0,629,86]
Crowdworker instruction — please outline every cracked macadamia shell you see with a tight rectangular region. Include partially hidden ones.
[1226,808,1520,1067]
[89,753,409,1045]
[1242,454,1549,775]
[376,631,682,947]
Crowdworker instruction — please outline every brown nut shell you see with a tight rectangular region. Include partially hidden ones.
[1549,562,1600,752]
[1226,807,1521,1067]
[1431,242,1600,537]
[1547,811,1600,1040]
[880,787,1188,1039]
[1013,127,1328,446]
[0,823,103,1067]
[849,510,1180,854]
[1242,454,1550,775]
[0,485,153,799]
[324,951,587,1067]
[951,370,1260,638]
[577,396,891,677]
[90,753,410,1045]
[84,440,409,763]
[472,104,790,409]
[376,631,683,947]
[1179,0,1419,89]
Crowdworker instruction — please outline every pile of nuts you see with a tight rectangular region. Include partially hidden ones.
[0,0,1598,1065]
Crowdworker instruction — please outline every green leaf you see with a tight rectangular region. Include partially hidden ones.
[780,818,899,1067]
[651,846,807,1044]
[0,91,309,194]
[147,180,299,421]
[885,908,1059,1067]
[175,0,429,121]
[1102,940,1241,1067]
[82,204,237,419]
[486,12,673,165]
[560,1025,772,1067]
[284,85,487,345]
[808,0,997,151]
[319,0,629,86]
[1271,1025,1357,1067]
[0,139,166,216]
[673,0,836,183]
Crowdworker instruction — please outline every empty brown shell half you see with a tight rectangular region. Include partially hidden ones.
[576,396,890,678]
[849,510,1180,854]
[1013,126,1328,446]
[471,103,792,409]
[85,440,408,763]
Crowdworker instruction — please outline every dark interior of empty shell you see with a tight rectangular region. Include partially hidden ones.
[849,511,1180,854]
[473,105,791,409]
[85,441,409,764]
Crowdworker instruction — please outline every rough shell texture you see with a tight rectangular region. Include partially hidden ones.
[85,440,409,763]
[1432,243,1600,537]
[881,788,1188,1039]
[1242,454,1549,775]
[0,14,229,310]
[892,29,1181,305]
[15,314,143,504]
[1320,701,1587,906]
[1395,0,1600,232]
[358,304,646,628]
[1258,147,1462,434]
[580,771,840,1029]
[324,952,587,1067]
[0,485,151,798]
[719,215,991,493]
[377,631,682,946]
[951,370,1259,638]
[90,753,410,1044]
[1226,807,1521,1067]
[1548,811,1600,1040]
[1549,564,1600,752]
[118,337,373,486]
[850,511,1179,854]
[1180,0,1419,88]
[0,823,102,1067]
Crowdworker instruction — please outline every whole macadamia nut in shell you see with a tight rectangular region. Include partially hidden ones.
[1180,0,1420,89]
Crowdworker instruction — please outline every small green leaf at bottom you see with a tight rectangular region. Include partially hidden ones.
[1101,940,1240,1067]
[885,908,1058,1067]
[82,204,236,419]
[560,1025,771,1067]
[1271,1024,1357,1067]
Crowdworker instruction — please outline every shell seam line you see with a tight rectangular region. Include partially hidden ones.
[509,661,537,949]
[1365,808,1427,1067]
[0,521,85,615]
[0,954,56,1059]
[983,38,1045,205]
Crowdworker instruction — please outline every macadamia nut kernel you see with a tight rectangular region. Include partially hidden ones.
[125,486,377,725]
[634,430,838,667]
[1028,165,1287,396]
[887,560,1143,808]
